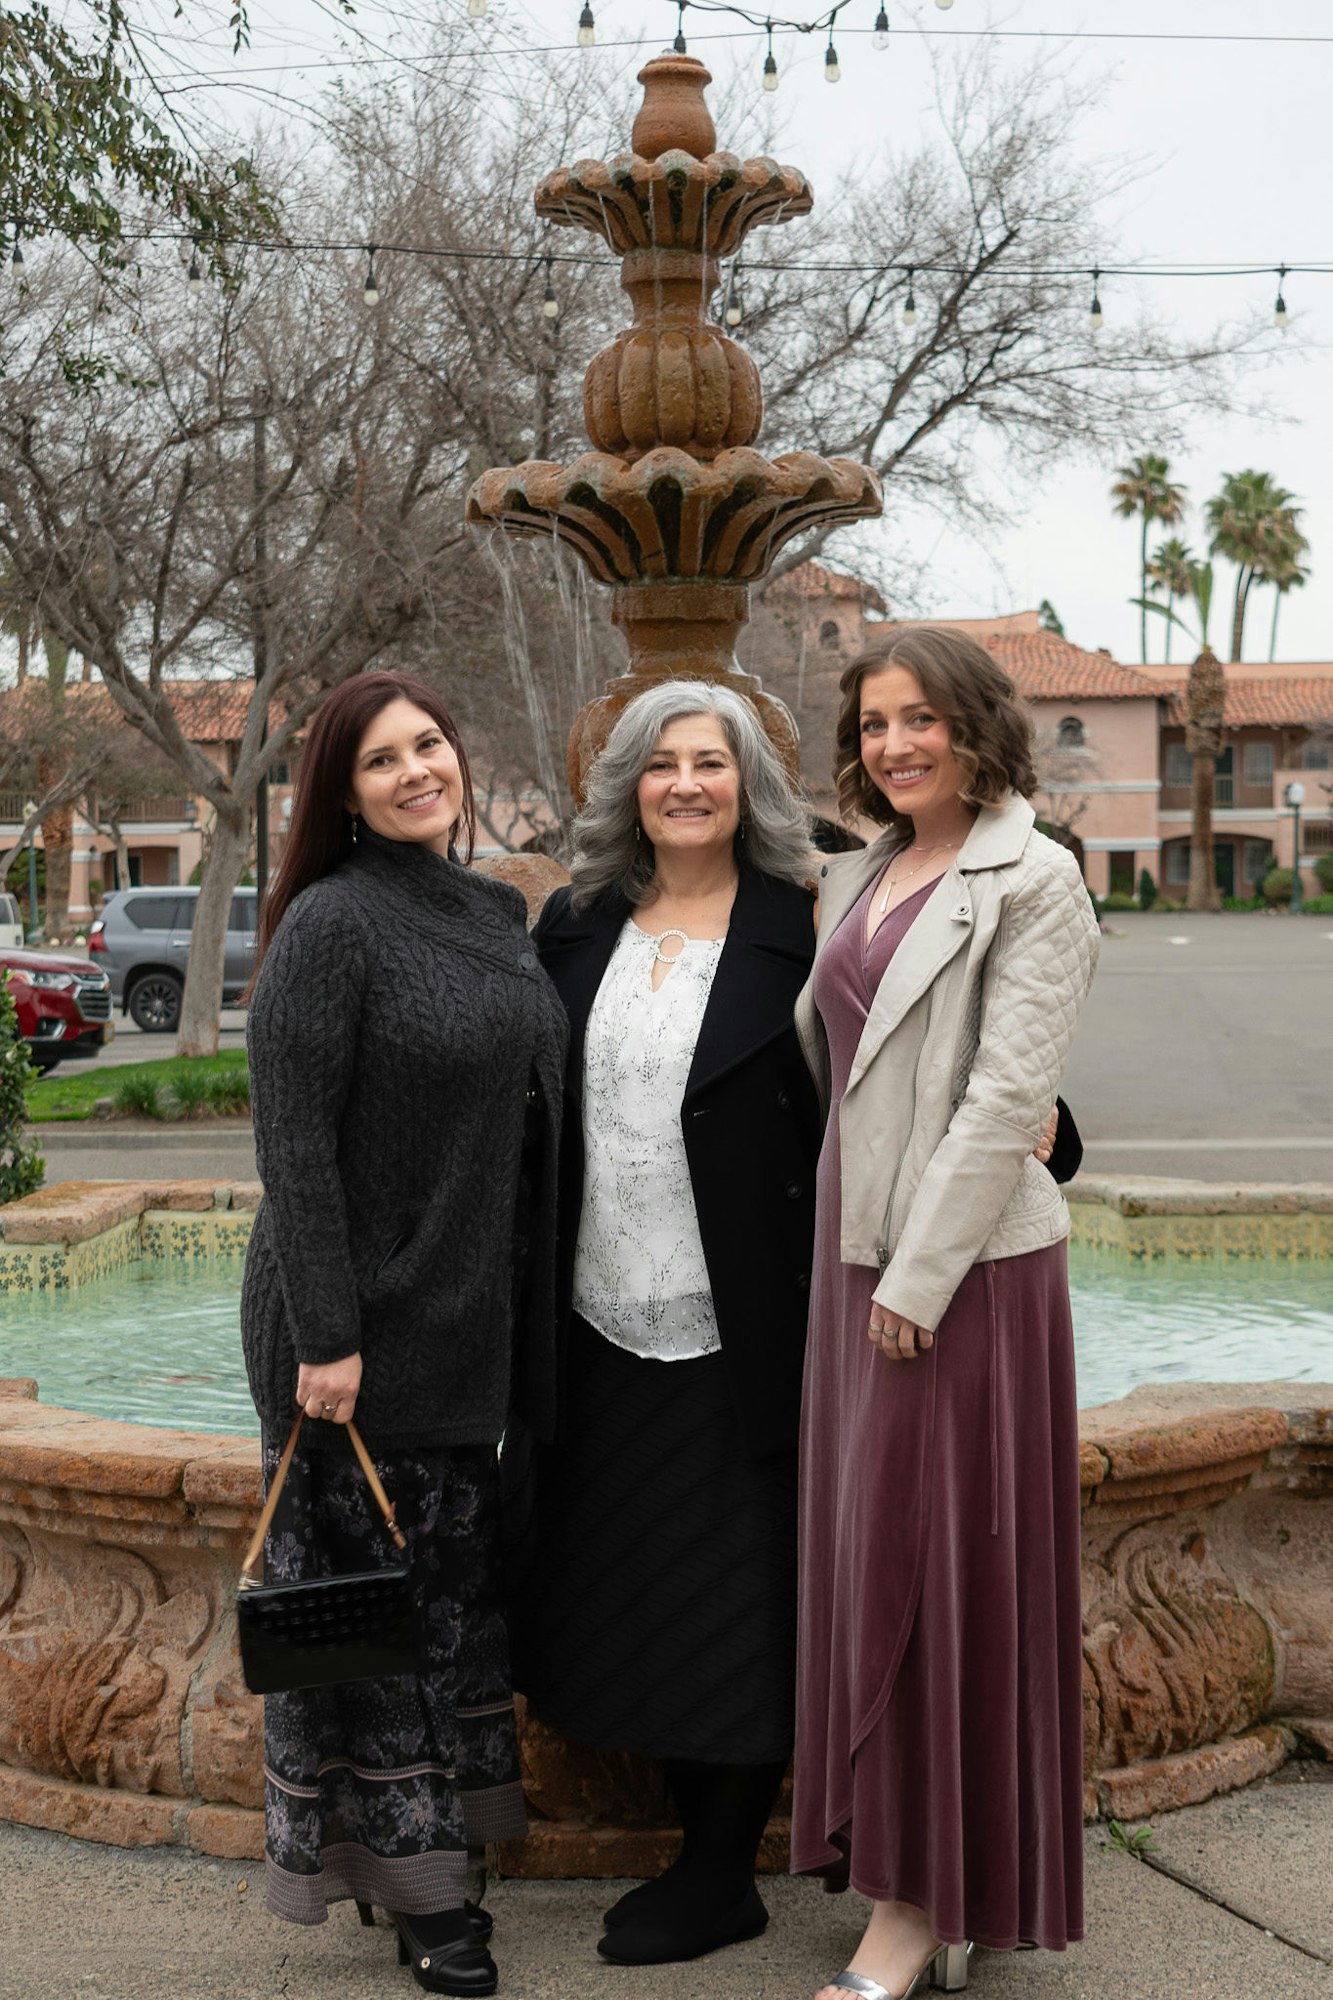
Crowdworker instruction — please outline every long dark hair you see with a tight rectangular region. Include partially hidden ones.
[253,671,476,978]
[833,625,1036,836]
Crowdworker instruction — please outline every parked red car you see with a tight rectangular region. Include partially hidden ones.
[1,947,114,1073]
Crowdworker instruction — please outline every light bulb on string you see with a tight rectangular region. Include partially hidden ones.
[903,269,917,327]
[10,233,23,273]
[723,267,743,328]
[873,7,889,50]
[934,0,955,10]
[577,4,595,47]
[824,33,840,83]
[1089,266,1103,332]
[467,0,487,18]
[762,23,778,90]
[542,258,560,320]
[187,238,203,295]
[1274,264,1289,329]
[363,246,380,307]
[672,3,686,52]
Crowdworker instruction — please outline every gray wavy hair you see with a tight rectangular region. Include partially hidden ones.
[568,680,814,910]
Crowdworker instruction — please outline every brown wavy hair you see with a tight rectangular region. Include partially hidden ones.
[834,624,1036,834]
[251,671,476,983]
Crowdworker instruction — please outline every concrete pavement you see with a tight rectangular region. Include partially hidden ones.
[2,1768,1328,2000]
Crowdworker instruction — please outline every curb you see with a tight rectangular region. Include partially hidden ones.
[28,1124,255,1151]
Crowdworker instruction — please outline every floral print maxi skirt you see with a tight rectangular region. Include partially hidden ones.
[259,1431,527,1926]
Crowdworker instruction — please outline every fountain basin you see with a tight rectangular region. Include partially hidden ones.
[1,1179,1330,1868]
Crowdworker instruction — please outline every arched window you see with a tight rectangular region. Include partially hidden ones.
[819,619,841,650]
[1057,715,1086,749]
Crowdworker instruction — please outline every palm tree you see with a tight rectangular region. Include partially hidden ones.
[1111,454,1187,660]
[1204,470,1304,661]
[1185,645,1226,912]
[1261,534,1311,662]
[1145,537,1195,665]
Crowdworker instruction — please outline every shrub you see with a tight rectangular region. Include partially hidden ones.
[1315,855,1333,895]
[206,1068,251,1115]
[1260,867,1294,906]
[113,1072,165,1119]
[1137,869,1158,911]
[1102,891,1138,911]
[0,973,43,1202]
[1221,895,1260,911]
[166,1062,215,1119]
[1300,892,1333,914]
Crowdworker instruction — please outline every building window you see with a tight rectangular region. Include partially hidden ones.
[166,850,180,887]
[1304,739,1330,771]
[1057,716,1086,750]
[1244,839,1273,885]
[1242,741,1274,787]
[819,619,841,651]
[1307,820,1333,853]
[1165,841,1190,886]
[1164,743,1191,788]
[268,759,291,785]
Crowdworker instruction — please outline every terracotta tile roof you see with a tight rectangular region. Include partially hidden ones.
[980,630,1165,702]
[1160,675,1333,729]
[0,677,277,744]
[769,560,889,613]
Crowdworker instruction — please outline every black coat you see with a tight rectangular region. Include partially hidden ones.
[533,864,823,1460]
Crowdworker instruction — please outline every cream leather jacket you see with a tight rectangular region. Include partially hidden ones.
[795,793,1099,1331]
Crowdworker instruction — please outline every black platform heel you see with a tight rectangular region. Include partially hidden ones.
[355,1899,494,1944]
[390,1911,498,1996]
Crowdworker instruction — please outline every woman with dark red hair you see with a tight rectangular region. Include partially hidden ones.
[241,671,566,1996]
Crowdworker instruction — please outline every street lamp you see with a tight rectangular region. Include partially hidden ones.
[21,799,39,940]
[1284,781,1305,912]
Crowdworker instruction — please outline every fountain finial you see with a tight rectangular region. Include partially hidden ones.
[631,53,717,161]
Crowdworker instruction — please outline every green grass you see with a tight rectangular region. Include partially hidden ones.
[26,1049,250,1123]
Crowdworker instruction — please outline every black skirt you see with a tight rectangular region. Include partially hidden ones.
[505,1315,797,1765]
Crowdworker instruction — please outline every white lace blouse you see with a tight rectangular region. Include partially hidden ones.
[571,918,725,1361]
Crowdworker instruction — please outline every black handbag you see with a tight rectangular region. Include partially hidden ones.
[236,1414,424,1696]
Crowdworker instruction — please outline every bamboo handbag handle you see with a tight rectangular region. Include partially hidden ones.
[239,1414,408,1585]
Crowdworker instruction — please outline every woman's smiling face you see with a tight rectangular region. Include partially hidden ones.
[858,666,965,819]
[636,713,743,857]
[346,698,464,856]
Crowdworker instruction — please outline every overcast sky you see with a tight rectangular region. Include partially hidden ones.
[138,0,1333,666]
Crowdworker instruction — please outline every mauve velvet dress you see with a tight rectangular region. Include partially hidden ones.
[791,876,1085,1954]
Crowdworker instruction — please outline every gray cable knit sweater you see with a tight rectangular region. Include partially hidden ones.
[240,827,567,1452]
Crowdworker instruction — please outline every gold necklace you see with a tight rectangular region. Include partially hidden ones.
[877,840,961,914]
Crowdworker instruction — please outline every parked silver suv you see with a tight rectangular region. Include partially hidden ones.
[88,887,259,1032]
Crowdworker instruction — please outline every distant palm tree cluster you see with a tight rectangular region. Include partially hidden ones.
[1111,456,1309,664]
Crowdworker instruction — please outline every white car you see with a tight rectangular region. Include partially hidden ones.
[0,893,24,950]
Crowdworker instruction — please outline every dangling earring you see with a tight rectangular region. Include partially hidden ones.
[738,817,748,844]
[633,823,641,845]
[349,813,359,846]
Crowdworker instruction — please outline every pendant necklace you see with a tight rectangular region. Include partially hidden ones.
[649,927,690,966]
[877,840,960,914]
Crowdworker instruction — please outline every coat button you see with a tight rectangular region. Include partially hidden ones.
[795,1272,810,1294]
[776,1089,791,1111]
[820,864,829,878]
[875,1245,887,1265]
[519,949,537,971]
[786,1181,802,1201]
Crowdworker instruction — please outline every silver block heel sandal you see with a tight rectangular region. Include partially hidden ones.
[830,1941,973,2000]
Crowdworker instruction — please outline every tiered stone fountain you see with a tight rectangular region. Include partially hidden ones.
[465,49,882,800]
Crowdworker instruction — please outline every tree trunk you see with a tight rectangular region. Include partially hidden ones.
[1164,590,1174,665]
[175,802,249,1058]
[1139,514,1149,661]
[1230,567,1250,662]
[1185,647,1226,913]
[42,800,73,940]
[1269,588,1281,662]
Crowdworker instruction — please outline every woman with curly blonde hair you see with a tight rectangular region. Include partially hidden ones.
[792,626,1098,2000]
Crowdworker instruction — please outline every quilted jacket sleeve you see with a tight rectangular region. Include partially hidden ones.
[874,847,1099,1328]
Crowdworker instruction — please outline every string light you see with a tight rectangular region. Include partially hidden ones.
[1089,265,1103,331]
[187,238,203,295]
[934,0,955,10]
[466,0,488,17]
[903,268,916,326]
[723,265,744,326]
[10,233,23,273]
[363,245,380,305]
[542,256,560,319]
[1274,264,1289,329]
[762,21,778,88]
[873,8,889,51]
[824,30,841,80]
[577,5,596,48]
[673,3,688,52]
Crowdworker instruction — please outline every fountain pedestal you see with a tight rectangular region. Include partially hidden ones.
[465,52,883,801]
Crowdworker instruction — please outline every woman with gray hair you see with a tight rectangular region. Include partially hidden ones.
[504,680,823,1967]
